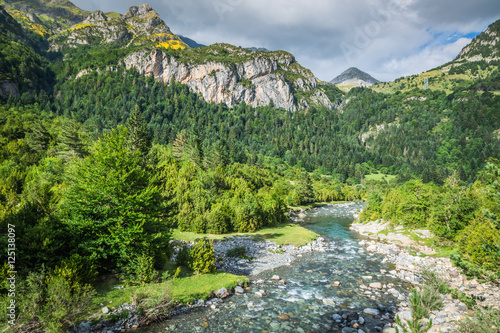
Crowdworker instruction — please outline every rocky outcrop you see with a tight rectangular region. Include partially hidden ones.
[0,80,19,99]
[59,5,186,49]
[455,20,500,63]
[83,10,107,24]
[123,47,333,111]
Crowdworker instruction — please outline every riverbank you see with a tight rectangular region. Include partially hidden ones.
[73,211,328,333]
[350,220,500,333]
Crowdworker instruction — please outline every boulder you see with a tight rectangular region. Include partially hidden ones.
[216,287,230,299]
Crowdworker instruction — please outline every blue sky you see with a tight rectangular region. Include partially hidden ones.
[71,0,500,82]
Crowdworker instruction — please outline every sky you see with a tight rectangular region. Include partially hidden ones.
[71,0,500,82]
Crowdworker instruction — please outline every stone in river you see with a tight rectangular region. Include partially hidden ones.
[255,292,263,298]
[369,282,383,289]
[363,308,380,316]
[234,286,245,294]
[332,314,342,322]
[277,314,290,320]
[332,281,341,286]
[271,275,280,280]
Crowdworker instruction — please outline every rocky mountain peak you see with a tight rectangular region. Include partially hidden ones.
[124,4,154,19]
[455,19,500,62]
[83,10,107,24]
[330,67,380,87]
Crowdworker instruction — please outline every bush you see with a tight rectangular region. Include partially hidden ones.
[7,269,95,332]
[52,254,98,288]
[226,246,248,259]
[456,308,500,333]
[456,211,500,270]
[128,254,159,284]
[176,245,191,268]
[189,239,215,274]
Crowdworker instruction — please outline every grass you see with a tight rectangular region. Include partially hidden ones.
[87,268,247,319]
[173,222,318,247]
[364,172,397,183]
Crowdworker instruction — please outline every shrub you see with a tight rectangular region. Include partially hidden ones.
[456,308,500,333]
[226,246,251,259]
[176,245,191,268]
[129,254,159,284]
[456,211,500,270]
[206,202,232,234]
[189,239,215,274]
[52,254,98,288]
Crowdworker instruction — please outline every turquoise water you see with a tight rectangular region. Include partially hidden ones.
[135,203,406,333]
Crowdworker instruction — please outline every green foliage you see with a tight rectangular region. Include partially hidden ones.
[175,245,191,268]
[226,246,250,259]
[457,211,500,270]
[52,254,98,288]
[395,288,433,333]
[0,269,95,332]
[456,307,500,333]
[127,253,159,284]
[189,239,215,274]
[60,126,171,274]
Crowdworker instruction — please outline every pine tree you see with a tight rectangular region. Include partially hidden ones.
[25,122,51,153]
[57,119,86,160]
[172,130,188,160]
[126,106,152,156]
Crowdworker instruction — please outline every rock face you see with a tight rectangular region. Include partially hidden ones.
[123,46,333,111]
[0,80,19,99]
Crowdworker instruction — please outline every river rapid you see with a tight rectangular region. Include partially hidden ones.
[136,203,409,333]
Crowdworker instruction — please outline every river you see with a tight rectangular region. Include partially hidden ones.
[136,203,408,333]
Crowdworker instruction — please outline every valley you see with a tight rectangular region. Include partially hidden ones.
[0,1,499,332]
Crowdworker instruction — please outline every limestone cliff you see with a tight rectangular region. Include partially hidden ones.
[122,45,333,111]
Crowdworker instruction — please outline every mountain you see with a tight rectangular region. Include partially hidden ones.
[0,0,89,34]
[178,34,205,48]
[51,4,189,50]
[245,47,270,52]
[454,19,500,63]
[374,20,500,94]
[330,67,380,89]
[0,2,335,111]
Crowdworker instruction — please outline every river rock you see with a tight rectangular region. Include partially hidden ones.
[382,328,396,333]
[342,328,357,333]
[358,316,365,325]
[332,314,342,322]
[216,287,230,299]
[75,322,92,333]
[332,281,341,286]
[363,308,380,316]
[255,291,263,298]
[234,286,245,294]
[277,314,290,320]
[102,306,109,314]
[271,275,280,280]
[369,282,382,289]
